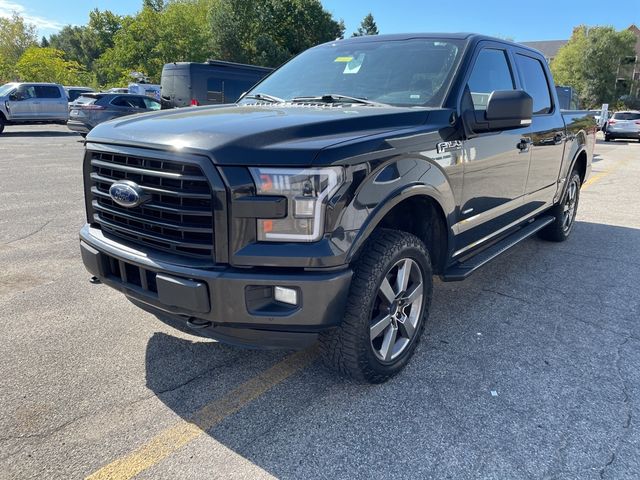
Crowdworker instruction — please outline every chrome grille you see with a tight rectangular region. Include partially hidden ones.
[89,151,215,259]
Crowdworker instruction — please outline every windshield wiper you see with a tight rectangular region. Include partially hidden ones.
[242,92,285,103]
[291,94,386,106]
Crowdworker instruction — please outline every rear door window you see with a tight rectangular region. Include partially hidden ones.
[515,54,552,114]
[110,96,131,107]
[111,96,145,108]
[466,49,515,110]
[35,85,62,99]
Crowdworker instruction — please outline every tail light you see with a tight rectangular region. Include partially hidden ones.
[635,121,640,125]
[190,99,200,106]
[608,119,616,125]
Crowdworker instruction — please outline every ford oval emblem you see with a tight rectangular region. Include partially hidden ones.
[109,181,149,208]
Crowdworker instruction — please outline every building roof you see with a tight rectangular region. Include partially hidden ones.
[520,40,568,59]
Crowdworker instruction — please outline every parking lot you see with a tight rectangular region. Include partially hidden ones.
[0,124,639,479]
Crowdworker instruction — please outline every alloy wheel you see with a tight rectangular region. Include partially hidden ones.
[562,178,579,233]
[370,258,424,362]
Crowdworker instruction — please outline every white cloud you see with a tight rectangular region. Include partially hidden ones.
[0,0,64,35]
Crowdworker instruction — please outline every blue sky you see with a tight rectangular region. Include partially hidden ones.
[1,0,638,41]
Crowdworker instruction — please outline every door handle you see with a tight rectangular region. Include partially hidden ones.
[517,137,532,152]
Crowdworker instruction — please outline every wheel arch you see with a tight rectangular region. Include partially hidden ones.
[572,149,588,185]
[346,187,453,275]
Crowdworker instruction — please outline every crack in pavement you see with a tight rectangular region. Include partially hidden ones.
[2,220,52,246]
[599,338,632,479]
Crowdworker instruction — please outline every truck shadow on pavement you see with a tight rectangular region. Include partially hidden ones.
[142,220,640,479]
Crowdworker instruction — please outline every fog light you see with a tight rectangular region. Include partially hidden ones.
[274,286,298,305]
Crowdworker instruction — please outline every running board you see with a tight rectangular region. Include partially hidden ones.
[442,215,555,282]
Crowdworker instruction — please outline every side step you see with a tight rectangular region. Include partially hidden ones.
[442,215,555,282]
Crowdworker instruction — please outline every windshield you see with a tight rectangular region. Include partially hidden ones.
[244,38,464,107]
[0,83,17,97]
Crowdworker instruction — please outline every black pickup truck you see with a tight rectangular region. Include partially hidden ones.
[80,33,595,383]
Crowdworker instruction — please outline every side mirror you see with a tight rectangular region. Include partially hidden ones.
[466,90,533,133]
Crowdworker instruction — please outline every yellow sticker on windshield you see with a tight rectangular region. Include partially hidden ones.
[334,56,353,63]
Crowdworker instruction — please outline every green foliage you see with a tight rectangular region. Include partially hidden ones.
[143,0,166,12]
[551,26,636,107]
[15,47,91,85]
[352,13,378,37]
[96,0,215,86]
[49,9,124,86]
[0,13,38,82]
[620,95,640,110]
[3,1,345,87]
[210,0,344,67]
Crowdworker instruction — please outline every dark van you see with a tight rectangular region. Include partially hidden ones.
[160,60,273,108]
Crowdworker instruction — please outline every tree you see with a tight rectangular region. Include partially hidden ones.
[352,13,378,37]
[49,9,124,85]
[96,0,215,86]
[143,0,166,12]
[551,26,636,107]
[0,13,38,82]
[15,47,90,85]
[40,36,49,47]
[210,0,344,67]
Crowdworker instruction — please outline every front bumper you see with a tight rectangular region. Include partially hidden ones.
[80,225,352,349]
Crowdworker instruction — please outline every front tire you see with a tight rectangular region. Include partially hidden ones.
[320,229,433,383]
[539,169,581,242]
[0,116,5,134]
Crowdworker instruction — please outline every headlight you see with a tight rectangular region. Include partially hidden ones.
[249,166,344,242]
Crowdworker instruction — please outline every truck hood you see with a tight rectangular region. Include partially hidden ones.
[87,104,431,166]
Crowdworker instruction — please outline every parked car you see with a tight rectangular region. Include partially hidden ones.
[160,60,273,108]
[107,87,129,94]
[64,86,95,104]
[0,82,68,133]
[80,33,595,383]
[604,111,640,142]
[67,93,160,136]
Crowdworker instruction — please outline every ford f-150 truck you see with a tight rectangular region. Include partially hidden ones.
[80,34,595,383]
[0,82,68,133]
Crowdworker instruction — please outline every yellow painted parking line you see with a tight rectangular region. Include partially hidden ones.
[86,348,318,480]
[583,170,610,189]
[583,153,630,190]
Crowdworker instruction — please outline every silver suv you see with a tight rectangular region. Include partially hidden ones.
[0,82,69,134]
[605,111,640,142]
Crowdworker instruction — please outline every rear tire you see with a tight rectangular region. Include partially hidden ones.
[604,135,612,142]
[539,169,581,242]
[320,229,433,383]
[0,115,5,134]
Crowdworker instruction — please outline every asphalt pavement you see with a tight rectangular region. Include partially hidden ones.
[0,124,639,479]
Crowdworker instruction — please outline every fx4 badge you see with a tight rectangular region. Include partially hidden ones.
[436,140,462,154]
